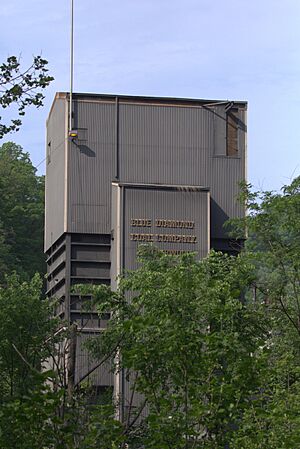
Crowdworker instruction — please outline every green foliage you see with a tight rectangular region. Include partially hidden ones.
[0,374,125,449]
[0,275,65,448]
[78,177,300,448]
[0,274,124,449]
[0,141,45,282]
[81,403,125,449]
[0,374,63,449]
[0,273,56,398]
[83,248,266,448]
[0,55,53,138]
[0,175,298,447]
[227,176,300,448]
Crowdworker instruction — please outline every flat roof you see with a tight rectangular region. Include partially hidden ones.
[57,91,247,106]
[48,91,247,123]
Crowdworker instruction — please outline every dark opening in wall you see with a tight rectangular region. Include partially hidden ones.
[226,109,239,156]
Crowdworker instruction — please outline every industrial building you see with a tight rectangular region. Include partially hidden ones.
[45,92,247,405]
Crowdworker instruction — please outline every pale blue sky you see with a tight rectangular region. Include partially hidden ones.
[1,0,299,191]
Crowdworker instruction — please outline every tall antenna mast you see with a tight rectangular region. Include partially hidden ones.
[69,0,74,133]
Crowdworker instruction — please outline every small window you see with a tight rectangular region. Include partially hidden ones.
[226,109,239,156]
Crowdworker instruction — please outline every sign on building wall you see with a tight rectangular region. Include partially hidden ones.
[111,183,210,286]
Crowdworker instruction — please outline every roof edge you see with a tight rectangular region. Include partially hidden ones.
[50,91,247,109]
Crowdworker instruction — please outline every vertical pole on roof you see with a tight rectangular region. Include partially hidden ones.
[69,0,74,132]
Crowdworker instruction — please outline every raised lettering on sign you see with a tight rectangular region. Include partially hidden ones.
[155,219,195,229]
[129,233,197,244]
[130,233,154,242]
[131,218,152,227]
[156,234,197,243]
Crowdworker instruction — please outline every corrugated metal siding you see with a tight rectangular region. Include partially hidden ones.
[110,184,119,289]
[122,187,209,271]
[47,267,66,292]
[71,245,110,261]
[210,107,246,238]
[47,250,65,274]
[67,101,115,234]
[71,262,110,277]
[45,98,66,251]
[47,96,246,244]
[123,369,146,417]
[118,102,246,240]
[50,284,65,301]
[75,332,114,386]
[45,93,247,400]
[64,98,246,241]
[119,103,213,186]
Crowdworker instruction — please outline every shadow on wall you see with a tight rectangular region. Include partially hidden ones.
[210,198,229,238]
[78,145,95,158]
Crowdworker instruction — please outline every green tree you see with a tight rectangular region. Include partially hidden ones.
[0,270,122,449]
[0,274,62,448]
[0,375,64,449]
[0,141,45,282]
[0,273,56,398]
[228,176,300,448]
[77,177,300,448]
[0,377,124,449]
[81,248,266,448]
[1,178,298,448]
[0,55,53,138]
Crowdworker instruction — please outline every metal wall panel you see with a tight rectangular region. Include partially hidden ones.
[75,332,114,386]
[46,95,247,246]
[209,107,247,238]
[47,266,66,292]
[47,250,65,274]
[71,245,110,261]
[67,100,115,234]
[45,98,67,251]
[110,183,119,290]
[209,157,245,238]
[123,369,147,419]
[45,93,247,406]
[111,183,210,420]
[111,184,210,276]
[71,262,110,278]
[118,102,246,241]
[62,97,246,241]
[119,103,213,187]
